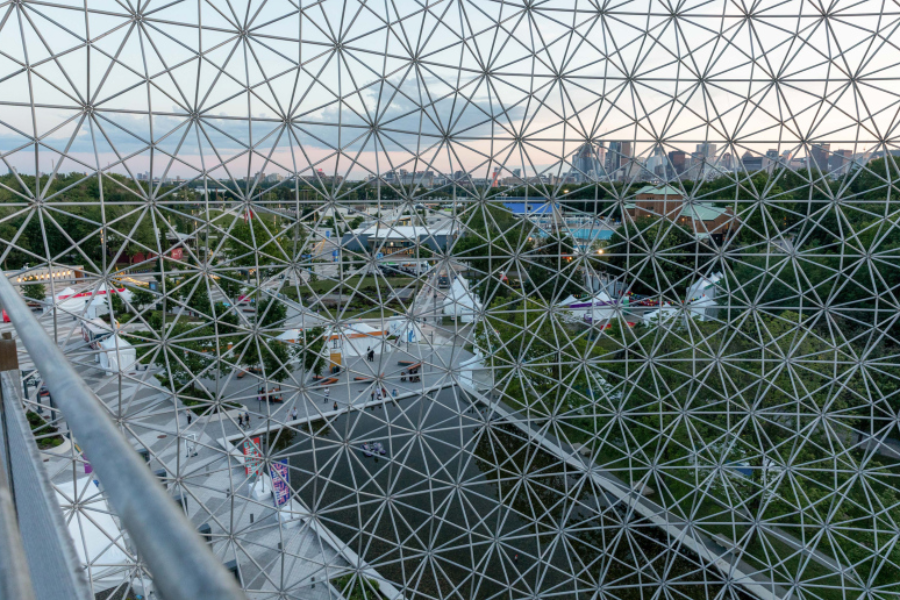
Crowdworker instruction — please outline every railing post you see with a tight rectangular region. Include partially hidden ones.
[0,331,18,504]
[0,437,37,600]
[0,331,35,600]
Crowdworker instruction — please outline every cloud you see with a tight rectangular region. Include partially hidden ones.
[0,76,528,178]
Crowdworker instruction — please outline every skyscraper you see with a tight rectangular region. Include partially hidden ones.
[765,149,780,172]
[829,149,852,175]
[741,151,764,172]
[667,150,686,178]
[810,143,831,172]
[696,143,717,160]
[572,142,604,182]
[605,141,633,179]
[694,142,717,179]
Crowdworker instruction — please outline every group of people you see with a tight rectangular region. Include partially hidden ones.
[317,386,339,410]
[370,387,398,402]
[400,368,421,383]
[236,410,252,429]
[257,385,283,404]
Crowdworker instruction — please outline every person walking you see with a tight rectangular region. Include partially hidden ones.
[291,407,298,420]
[186,410,192,426]
[238,413,243,428]
[244,410,251,427]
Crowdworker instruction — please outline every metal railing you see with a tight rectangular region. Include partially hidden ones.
[0,368,89,600]
[0,275,245,600]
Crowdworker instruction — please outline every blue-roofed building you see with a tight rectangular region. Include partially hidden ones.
[537,228,613,242]
[503,200,556,215]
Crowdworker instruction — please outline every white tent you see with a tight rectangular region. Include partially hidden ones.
[275,329,302,343]
[686,272,724,302]
[98,335,137,372]
[557,294,579,307]
[442,276,482,323]
[55,285,134,318]
[587,292,617,323]
[55,478,130,589]
[687,296,717,322]
[459,351,493,392]
[643,303,679,327]
[88,285,134,318]
[388,318,421,343]
[54,287,85,312]
[559,292,617,324]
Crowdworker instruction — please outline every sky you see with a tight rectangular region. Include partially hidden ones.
[1,0,899,183]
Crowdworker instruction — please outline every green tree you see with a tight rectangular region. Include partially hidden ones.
[216,271,244,302]
[186,285,212,317]
[213,302,240,332]
[109,290,127,315]
[300,327,325,375]
[257,296,287,328]
[605,218,706,296]
[523,233,582,301]
[227,214,287,269]
[131,287,155,310]
[27,283,45,301]
[260,339,291,384]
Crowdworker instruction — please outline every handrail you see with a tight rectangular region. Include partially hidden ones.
[0,276,245,600]
[0,427,37,600]
[1,368,91,600]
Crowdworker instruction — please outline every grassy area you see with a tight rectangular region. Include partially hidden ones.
[281,276,421,315]
[314,305,411,321]
[301,276,418,295]
[26,410,64,449]
[330,574,383,600]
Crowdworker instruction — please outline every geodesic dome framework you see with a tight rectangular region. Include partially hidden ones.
[1,1,899,599]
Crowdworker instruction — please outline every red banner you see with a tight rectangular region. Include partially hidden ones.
[57,288,124,301]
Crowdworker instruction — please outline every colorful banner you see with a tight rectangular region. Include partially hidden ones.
[57,288,124,301]
[242,437,262,476]
[270,459,290,507]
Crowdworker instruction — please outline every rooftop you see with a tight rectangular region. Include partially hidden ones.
[355,223,456,238]
[634,185,684,196]
[503,201,556,214]
[680,203,731,221]
[624,201,730,222]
